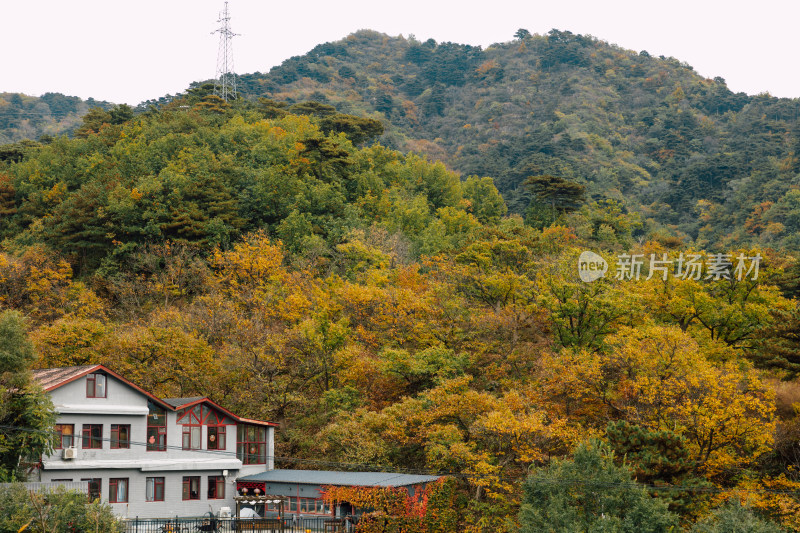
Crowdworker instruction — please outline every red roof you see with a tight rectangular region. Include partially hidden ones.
[32,365,275,426]
[164,396,278,427]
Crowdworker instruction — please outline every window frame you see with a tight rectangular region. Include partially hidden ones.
[146,476,165,502]
[54,424,74,449]
[208,475,225,499]
[147,402,167,452]
[299,497,330,515]
[236,424,267,465]
[110,424,130,449]
[81,424,103,449]
[86,373,107,398]
[182,424,202,450]
[82,477,101,502]
[207,425,226,450]
[109,478,128,503]
[182,476,201,501]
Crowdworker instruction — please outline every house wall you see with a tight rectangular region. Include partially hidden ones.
[40,468,239,519]
[40,370,274,519]
[44,375,241,466]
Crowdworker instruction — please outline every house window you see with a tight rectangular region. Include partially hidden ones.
[109,478,128,503]
[207,425,226,450]
[182,424,201,450]
[266,499,282,513]
[110,424,130,449]
[86,373,106,398]
[81,424,102,449]
[146,477,165,502]
[54,424,74,449]
[82,478,101,502]
[237,425,267,464]
[147,402,167,452]
[294,497,329,515]
[208,475,225,499]
[183,476,200,500]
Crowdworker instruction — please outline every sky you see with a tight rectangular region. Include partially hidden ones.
[3,0,798,105]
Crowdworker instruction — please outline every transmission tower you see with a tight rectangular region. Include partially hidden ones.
[212,1,239,102]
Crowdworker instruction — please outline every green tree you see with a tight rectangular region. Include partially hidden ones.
[0,311,56,481]
[462,176,507,225]
[524,175,585,228]
[519,440,679,533]
[74,107,112,138]
[514,28,531,40]
[108,104,134,125]
[691,499,785,533]
[755,305,800,378]
[0,483,122,533]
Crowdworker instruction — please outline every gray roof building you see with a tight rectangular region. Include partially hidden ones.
[238,469,441,487]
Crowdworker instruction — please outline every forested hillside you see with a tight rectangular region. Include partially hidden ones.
[0,92,113,144]
[4,28,800,532]
[2,93,800,530]
[235,29,800,250]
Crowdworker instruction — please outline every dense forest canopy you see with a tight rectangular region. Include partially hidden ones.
[2,28,800,532]
[231,29,800,250]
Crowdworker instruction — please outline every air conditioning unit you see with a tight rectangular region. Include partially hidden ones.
[62,447,77,460]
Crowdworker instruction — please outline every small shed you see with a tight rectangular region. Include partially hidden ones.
[236,469,442,519]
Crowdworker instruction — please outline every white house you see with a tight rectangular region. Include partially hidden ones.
[32,365,277,519]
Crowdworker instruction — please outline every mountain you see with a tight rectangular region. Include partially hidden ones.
[4,29,800,248]
[232,29,800,248]
[0,92,113,144]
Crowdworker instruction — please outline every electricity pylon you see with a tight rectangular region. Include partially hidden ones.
[212,1,239,102]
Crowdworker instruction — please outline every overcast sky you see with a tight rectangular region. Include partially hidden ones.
[3,0,798,105]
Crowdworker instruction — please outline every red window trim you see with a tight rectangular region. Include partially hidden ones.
[207,425,226,450]
[147,404,167,452]
[146,476,165,502]
[208,475,225,499]
[86,373,107,398]
[82,477,101,503]
[237,424,267,465]
[288,497,330,515]
[54,424,74,449]
[82,424,102,449]
[109,478,128,503]
[110,424,130,449]
[182,424,202,450]
[183,476,200,501]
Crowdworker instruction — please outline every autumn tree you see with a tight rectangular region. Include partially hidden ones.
[0,484,122,532]
[539,325,775,479]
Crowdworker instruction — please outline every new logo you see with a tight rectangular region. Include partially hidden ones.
[578,251,608,282]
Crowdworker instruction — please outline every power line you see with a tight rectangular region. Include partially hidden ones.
[2,424,800,497]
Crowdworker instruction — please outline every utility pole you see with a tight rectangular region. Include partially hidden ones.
[212,1,239,102]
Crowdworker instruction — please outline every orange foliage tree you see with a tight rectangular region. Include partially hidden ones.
[321,479,459,533]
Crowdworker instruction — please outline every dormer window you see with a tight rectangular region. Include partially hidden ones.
[86,373,106,398]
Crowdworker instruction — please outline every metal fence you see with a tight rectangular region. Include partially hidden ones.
[122,516,350,533]
[0,480,90,496]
